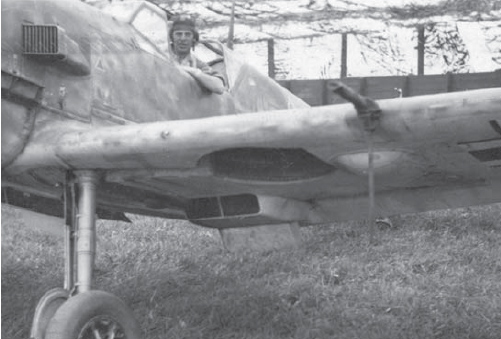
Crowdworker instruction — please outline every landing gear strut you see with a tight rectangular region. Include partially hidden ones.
[30,171,142,339]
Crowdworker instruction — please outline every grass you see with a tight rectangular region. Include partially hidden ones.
[2,203,501,339]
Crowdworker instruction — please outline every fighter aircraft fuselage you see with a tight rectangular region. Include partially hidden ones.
[2,0,306,220]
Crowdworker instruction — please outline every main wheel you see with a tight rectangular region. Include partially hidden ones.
[45,290,142,339]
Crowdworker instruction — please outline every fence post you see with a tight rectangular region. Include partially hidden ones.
[268,39,275,79]
[226,0,235,49]
[341,33,348,78]
[417,25,425,75]
[445,72,453,92]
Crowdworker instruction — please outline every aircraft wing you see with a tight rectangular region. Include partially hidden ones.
[5,88,501,228]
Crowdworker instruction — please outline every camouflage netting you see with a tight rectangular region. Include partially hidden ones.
[85,0,501,78]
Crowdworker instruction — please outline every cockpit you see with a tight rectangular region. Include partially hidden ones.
[100,1,227,79]
[98,1,307,112]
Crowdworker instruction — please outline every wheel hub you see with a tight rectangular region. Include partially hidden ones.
[78,316,126,339]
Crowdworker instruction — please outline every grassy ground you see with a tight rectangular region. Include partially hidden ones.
[2,203,501,339]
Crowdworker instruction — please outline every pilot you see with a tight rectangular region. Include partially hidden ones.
[169,15,225,94]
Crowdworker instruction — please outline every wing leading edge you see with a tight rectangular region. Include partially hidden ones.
[4,88,501,226]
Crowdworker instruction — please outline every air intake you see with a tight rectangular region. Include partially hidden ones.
[187,194,316,229]
[187,194,260,220]
[21,24,90,76]
[23,24,60,55]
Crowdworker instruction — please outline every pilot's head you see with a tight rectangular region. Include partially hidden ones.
[169,15,199,56]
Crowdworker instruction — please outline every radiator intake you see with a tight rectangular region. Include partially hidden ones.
[23,24,60,55]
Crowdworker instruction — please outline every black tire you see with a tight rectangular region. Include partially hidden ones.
[45,290,142,339]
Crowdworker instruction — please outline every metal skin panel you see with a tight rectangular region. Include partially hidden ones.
[2,0,501,227]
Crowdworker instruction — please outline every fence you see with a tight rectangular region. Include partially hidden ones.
[278,70,501,106]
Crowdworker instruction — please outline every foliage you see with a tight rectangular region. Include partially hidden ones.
[443,0,501,14]
[388,0,501,19]
[425,22,470,73]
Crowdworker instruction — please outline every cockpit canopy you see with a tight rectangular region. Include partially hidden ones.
[100,2,226,81]
[99,1,221,63]
[98,1,308,112]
